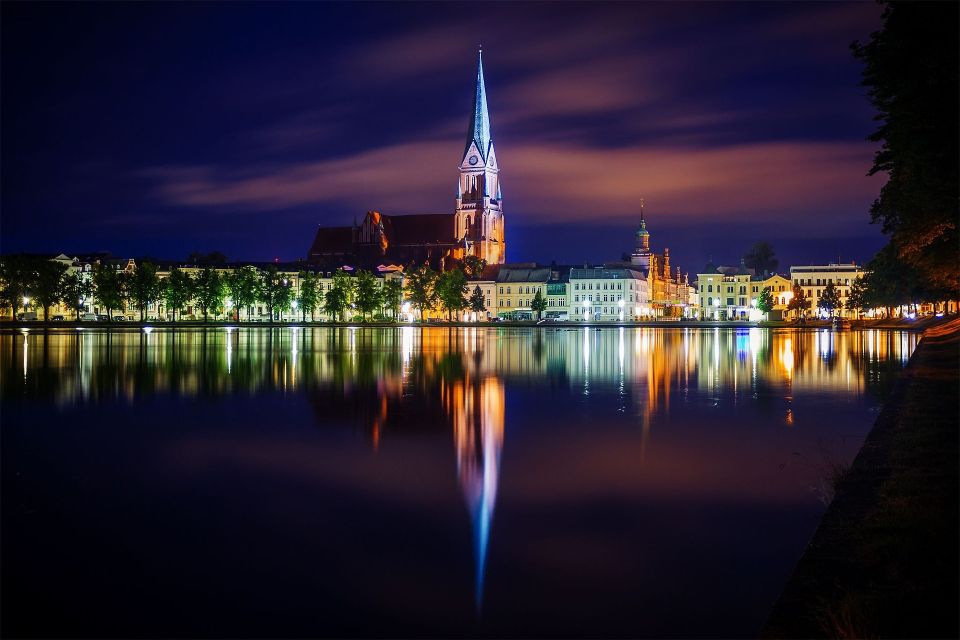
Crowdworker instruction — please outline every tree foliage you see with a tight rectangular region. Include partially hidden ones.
[468,285,486,315]
[61,272,94,319]
[756,287,775,314]
[852,1,959,297]
[227,266,261,321]
[193,268,225,321]
[381,278,404,319]
[164,267,194,321]
[743,242,778,276]
[786,283,810,319]
[846,277,868,317]
[818,281,842,318]
[323,269,351,322]
[93,264,126,321]
[531,289,548,319]
[297,271,320,321]
[436,268,468,320]
[259,266,292,321]
[126,261,161,321]
[32,260,69,320]
[463,256,487,280]
[405,262,438,320]
[353,270,380,321]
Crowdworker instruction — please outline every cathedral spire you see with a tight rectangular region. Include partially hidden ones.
[464,47,491,160]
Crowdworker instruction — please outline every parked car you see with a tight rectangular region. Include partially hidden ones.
[51,315,65,321]
[81,313,98,322]
[97,314,110,322]
[17,311,38,321]
[113,315,127,322]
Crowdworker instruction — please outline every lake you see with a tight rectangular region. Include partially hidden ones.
[1,326,917,637]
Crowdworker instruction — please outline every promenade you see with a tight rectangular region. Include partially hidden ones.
[764,318,960,637]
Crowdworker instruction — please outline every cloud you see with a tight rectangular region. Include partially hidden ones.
[144,132,879,233]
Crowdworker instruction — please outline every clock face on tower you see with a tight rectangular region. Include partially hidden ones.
[468,155,479,165]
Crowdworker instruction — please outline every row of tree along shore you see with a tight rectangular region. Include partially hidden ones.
[0,256,500,323]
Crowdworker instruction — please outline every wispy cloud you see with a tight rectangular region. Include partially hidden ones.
[145,133,879,233]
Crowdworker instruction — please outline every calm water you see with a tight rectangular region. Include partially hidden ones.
[1,326,917,638]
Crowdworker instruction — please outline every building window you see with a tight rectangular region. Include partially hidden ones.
[708,297,713,306]
[726,298,733,306]
[708,284,713,292]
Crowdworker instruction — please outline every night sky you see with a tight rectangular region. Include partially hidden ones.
[2,2,886,272]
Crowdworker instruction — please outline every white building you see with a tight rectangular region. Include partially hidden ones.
[569,267,649,321]
[789,263,865,319]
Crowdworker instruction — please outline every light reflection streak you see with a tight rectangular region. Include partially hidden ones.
[1,325,923,607]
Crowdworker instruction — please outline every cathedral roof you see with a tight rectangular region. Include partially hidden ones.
[379,213,453,245]
[464,49,492,161]
[309,226,353,256]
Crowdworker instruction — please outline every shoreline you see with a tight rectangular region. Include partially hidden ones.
[1,317,949,332]
[762,318,959,637]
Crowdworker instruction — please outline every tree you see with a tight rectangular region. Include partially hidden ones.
[126,260,161,321]
[353,270,380,321]
[381,278,404,320]
[187,251,228,265]
[852,2,959,297]
[32,260,69,321]
[405,262,438,321]
[259,266,292,321]
[436,268,468,321]
[0,255,37,317]
[61,272,94,320]
[818,281,842,319]
[227,266,260,322]
[743,242,778,276]
[297,271,320,321]
[859,243,926,317]
[92,264,126,321]
[846,277,869,318]
[164,267,194,321]
[756,287,775,316]
[323,269,351,322]
[530,289,548,320]
[786,283,810,320]
[463,255,487,280]
[193,268,225,321]
[468,285,486,316]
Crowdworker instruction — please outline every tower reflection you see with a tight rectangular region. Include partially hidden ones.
[445,375,504,610]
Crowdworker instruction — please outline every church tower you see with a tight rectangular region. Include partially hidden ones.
[455,49,505,265]
[631,199,652,269]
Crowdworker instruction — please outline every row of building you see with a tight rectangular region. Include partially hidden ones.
[3,51,876,323]
[6,248,870,322]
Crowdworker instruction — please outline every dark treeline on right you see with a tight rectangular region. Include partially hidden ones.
[851,0,958,311]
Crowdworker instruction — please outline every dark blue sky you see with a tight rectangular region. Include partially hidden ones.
[1,1,886,272]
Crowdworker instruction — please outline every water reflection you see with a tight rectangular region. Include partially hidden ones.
[1,326,918,633]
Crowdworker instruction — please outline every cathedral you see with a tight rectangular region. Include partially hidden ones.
[308,50,505,268]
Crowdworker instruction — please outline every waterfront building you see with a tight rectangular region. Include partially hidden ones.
[789,263,865,319]
[308,50,505,269]
[696,259,755,320]
[545,269,570,320]
[626,206,694,318]
[493,264,550,320]
[569,266,649,321]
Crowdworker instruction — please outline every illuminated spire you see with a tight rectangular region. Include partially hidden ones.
[464,47,491,160]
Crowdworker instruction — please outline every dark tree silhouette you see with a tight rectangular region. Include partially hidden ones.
[852,1,959,298]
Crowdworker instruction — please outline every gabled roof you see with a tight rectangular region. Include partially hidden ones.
[381,214,453,245]
[496,265,552,283]
[309,226,353,256]
[464,49,491,161]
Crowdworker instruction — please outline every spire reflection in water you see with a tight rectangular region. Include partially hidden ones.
[1,326,920,637]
